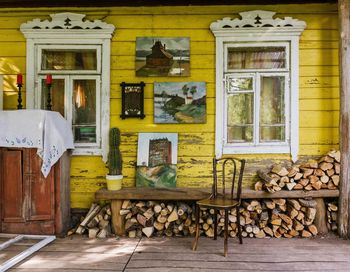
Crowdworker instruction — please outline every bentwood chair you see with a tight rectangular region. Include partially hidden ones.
[192,157,246,257]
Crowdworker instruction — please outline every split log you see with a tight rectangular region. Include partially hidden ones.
[167,207,179,222]
[88,227,99,238]
[142,227,154,238]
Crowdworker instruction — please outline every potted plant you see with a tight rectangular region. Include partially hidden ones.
[106,128,123,190]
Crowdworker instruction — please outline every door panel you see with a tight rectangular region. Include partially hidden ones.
[26,149,55,221]
[1,149,25,223]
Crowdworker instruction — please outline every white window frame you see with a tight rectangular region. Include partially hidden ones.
[20,12,115,161]
[0,75,3,110]
[210,10,306,161]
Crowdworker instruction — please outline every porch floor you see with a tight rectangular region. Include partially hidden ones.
[2,234,350,271]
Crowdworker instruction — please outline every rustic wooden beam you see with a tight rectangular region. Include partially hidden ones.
[95,187,339,201]
[339,0,350,239]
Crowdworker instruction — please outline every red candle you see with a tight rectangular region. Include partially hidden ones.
[46,74,52,85]
[17,73,23,85]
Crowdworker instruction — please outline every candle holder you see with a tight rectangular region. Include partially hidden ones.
[46,84,52,111]
[17,83,23,110]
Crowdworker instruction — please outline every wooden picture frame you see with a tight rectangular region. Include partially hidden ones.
[120,82,145,119]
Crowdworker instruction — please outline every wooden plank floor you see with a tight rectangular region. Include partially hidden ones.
[2,234,350,271]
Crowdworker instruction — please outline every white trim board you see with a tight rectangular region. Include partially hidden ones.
[0,234,55,272]
[0,75,3,110]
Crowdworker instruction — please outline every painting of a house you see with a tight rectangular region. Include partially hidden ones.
[136,133,178,188]
[154,82,206,123]
[136,37,190,76]
[146,41,174,68]
[149,138,172,167]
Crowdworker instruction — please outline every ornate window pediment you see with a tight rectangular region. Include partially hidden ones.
[21,12,114,30]
[210,10,306,36]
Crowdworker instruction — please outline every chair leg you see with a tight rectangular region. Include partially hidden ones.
[213,209,218,240]
[224,209,228,257]
[192,204,200,251]
[236,206,243,244]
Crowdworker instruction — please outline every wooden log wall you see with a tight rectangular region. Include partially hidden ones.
[0,4,340,208]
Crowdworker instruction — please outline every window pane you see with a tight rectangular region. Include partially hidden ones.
[72,80,96,143]
[226,77,253,92]
[227,93,254,143]
[227,47,286,69]
[260,126,285,142]
[42,49,97,70]
[260,76,285,142]
[41,79,65,117]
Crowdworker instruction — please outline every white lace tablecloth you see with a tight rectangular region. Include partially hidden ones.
[0,110,74,177]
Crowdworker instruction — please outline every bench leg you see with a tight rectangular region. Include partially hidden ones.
[192,204,200,251]
[314,198,329,235]
[111,200,125,236]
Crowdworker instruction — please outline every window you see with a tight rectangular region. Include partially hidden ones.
[210,10,306,161]
[20,13,115,160]
[37,46,101,149]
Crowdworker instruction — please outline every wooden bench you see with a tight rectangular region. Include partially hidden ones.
[95,187,339,236]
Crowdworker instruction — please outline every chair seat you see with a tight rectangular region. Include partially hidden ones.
[197,197,239,209]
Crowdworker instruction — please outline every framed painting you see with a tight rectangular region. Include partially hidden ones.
[135,37,190,77]
[136,133,178,188]
[154,82,206,124]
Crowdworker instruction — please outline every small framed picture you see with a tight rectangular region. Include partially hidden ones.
[120,82,145,119]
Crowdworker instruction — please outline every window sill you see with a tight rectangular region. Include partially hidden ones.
[220,145,290,156]
[72,148,102,157]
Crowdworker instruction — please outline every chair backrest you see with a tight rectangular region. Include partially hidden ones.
[212,157,245,202]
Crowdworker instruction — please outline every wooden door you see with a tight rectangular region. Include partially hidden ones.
[0,148,55,234]
[0,149,25,223]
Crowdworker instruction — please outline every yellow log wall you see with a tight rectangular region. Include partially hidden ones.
[0,4,339,208]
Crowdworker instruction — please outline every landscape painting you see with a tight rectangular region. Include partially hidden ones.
[136,133,178,188]
[154,82,206,124]
[135,37,190,77]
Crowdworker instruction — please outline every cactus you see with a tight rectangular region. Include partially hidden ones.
[108,128,122,175]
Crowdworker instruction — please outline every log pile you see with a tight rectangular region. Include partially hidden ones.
[255,150,340,193]
[120,200,196,238]
[73,203,113,238]
[326,200,338,232]
[120,198,318,238]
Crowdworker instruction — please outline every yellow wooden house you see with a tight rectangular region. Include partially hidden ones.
[0,2,340,211]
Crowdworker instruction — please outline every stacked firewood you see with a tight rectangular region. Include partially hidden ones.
[73,203,113,238]
[326,201,338,232]
[255,150,340,193]
[120,200,196,238]
[120,198,318,238]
